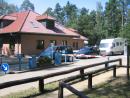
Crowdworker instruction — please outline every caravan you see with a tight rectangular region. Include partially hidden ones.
[99,38,126,55]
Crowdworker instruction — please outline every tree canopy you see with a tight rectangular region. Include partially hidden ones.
[0,0,18,15]
[1,0,130,44]
[44,0,130,45]
[20,0,35,11]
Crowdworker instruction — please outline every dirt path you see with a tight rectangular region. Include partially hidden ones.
[34,67,127,98]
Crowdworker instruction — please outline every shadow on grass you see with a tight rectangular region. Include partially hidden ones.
[22,78,84,98]
[82,76,130,98]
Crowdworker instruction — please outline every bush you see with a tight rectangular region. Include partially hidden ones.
[37,56,53,67]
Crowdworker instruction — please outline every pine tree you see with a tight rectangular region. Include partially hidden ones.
[104,0,122,38]
[95,1,104,43]
[20,0,35,11]
[54,3,65,24]
[44,7,54,16]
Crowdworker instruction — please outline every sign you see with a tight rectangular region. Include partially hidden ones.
[1,63,9,73]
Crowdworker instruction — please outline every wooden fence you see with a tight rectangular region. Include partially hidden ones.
[58,81,89,98]
[0,58,122,94]
[58,65,117,98]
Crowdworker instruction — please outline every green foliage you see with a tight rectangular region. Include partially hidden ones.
[0,0,18,15]
[20,0,35,11]
[54,3,65,24]
[95,1,104,43]
[120,8,130,43]
[64,1,78,28]
[37,56,52,67]
[78,10,97,45]
[120,23,130,43]
[80,7,89,16]
[44,7,54,16]
[104,0,122,38]
[43,0,129,45]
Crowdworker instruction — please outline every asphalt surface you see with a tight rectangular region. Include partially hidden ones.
[0,55,127,96]
[0,57,29,75]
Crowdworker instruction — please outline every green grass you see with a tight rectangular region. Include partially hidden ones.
[0,81,59,98]
[1,76,130,98]
[0,87,39,98]
[44,81,59,91]
[67,76,130,98]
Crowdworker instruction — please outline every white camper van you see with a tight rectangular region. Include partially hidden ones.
[99,38,126,55]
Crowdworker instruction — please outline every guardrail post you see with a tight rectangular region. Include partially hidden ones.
[80,69,85,80]
[39,79,44,93]
[88,74,92,89]
[58,81,63,98]
[113,66,116,78]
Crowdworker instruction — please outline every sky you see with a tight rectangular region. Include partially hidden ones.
[6,0,108,14]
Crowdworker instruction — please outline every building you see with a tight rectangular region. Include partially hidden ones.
[0,11,87,56]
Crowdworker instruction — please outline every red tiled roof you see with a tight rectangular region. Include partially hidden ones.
[68,28,88,40]
[0,15,17,20]
[0,11,30,33]
[0,11,87,40]
[36,14,56,21]
[0,15,4,19]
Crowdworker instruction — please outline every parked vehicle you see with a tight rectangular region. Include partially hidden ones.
[75,46,98,59]
[38,45,73,59]
[99,38,126,55]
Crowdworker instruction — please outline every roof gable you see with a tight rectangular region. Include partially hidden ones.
[0,11,87,40]
[0,11,29,34]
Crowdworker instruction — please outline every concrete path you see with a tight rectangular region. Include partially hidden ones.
[0,55,127,96]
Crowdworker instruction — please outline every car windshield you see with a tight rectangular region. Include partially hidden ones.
[39,46,56,57]
[77,47,91,54]
[99,43,110,48]
[39,45,73,58]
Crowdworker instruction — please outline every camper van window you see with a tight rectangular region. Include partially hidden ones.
[112,43,115,47]
[120,42,122,45]
[116,42,119,46]
[99,43,109,48]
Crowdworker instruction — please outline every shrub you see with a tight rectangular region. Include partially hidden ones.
[37,56,53,67]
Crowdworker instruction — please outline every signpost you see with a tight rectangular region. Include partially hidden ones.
[1,63,9,74]
[127,45,130,79]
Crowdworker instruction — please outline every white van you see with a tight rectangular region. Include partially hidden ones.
[99,38,126,55]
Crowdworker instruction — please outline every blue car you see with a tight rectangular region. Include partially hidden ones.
[75,46,98,59]
[38,46,73,59]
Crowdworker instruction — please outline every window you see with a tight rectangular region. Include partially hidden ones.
[73,42,78,49]
[112,43,115,47]
[120,42,122,45]
[99,43,109,48]
[30,21,39,28]
[76,42,78,49]
[116,42,119,46]
[73,42,75,48]
[37,40,44,49]
[62,40,67,46]
[40,20,55,29]
[0,38,3,48]
[50,40,57,45]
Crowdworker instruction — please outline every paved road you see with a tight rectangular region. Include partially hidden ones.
[0,55,127,96]
[0,57,29,75]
